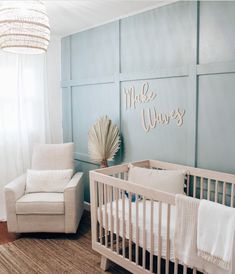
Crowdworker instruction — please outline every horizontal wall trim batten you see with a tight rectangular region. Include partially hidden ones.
[61,61,235,89]
[61,67,190,88]
[61,76,115,88]
[120,66,189,82]
[74,152,98,165]
[74,152,116,168]
[197,61,235,76]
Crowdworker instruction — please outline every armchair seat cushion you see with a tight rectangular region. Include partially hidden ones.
[16,193,64,215]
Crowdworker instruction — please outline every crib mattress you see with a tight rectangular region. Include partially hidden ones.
[98,198,176,261]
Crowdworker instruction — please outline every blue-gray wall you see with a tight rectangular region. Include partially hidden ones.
[61,1,235,202]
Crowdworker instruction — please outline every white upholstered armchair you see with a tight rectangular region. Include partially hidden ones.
[4,143,84,233]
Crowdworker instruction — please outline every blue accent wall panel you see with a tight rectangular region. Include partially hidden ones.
[75,160,97,203]
[121,77,190,164]
[121,1,195,73]
[62,87,72,142]
[72,83,119,160]
[199,1,235,64]
[197,73,235,173]
[70,23,117,80]
[61,37,71,81]
[61,1,235,201]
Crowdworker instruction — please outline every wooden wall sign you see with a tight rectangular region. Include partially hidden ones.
[123,82,186,133]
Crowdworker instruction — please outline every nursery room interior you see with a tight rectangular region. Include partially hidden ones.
[0,0,235,273]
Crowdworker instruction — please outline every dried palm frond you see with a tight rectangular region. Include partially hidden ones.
[88,116,120,166]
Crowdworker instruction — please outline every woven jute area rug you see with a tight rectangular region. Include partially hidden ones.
[0,212,129,274]
[0,237,102,274]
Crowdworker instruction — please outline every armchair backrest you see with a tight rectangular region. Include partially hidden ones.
[31,143,75,171]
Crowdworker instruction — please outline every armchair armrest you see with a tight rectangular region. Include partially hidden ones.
[5,174,26,201]
[4,174,26,232]
[64,172,83,191]
[64,172,84,233]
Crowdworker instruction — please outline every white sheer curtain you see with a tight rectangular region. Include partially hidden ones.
[0,50,62,220]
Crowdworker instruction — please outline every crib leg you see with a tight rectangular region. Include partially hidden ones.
[100,256,111,271]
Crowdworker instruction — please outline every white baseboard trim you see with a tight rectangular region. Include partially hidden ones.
[84,201,90,211]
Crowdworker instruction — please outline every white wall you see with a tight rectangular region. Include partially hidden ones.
[0,35,62,221]
[46,34,63,144]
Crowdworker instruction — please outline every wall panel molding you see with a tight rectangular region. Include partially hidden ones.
[61,76,115,88]
[74,152,98,165]
[197,61,235,76]
[62,1,235,201]
[120,66,189,82]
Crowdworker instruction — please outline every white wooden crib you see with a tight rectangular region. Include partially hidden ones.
[89,160,235,274]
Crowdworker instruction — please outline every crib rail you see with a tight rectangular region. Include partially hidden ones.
[90,160,235,274]
[149,160,235,207]
[90,171,175,273]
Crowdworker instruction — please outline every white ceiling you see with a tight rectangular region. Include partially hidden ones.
[44,0,176,37]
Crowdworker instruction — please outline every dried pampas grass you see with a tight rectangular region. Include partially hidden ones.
[88,116,120,167]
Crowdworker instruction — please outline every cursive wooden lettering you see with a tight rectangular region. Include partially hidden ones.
[123,82,186,133]
[141,107,186,133]
[124,82,156,109]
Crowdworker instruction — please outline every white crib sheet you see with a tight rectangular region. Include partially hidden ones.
[98,198,176,261]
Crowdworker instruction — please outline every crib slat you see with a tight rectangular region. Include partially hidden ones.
[109,186,114,251]
[215,180,218,203]
[93,181,98,242]
[231,184,234,207]
[128,193,132,261]
[122,190,126,258]
[150,200,154,273]
[157,201,162,274]
[115,187,119,254]
[118,173,122,200]
[193,176,197,198]
[104,184,108,247]
[124,171,128,181]
[143,197,146,269]
[200,177,203,199]
[222,182,226,205]
[121,172,125,179]
[174,258,178,274]
[165,204,171,274]
[99,182,103,245]
[135,196,139,265]
[186,173,190,195]
[207,179,211,201]
[183,265,187,274]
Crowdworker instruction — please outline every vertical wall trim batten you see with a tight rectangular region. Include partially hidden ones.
[114,20,121,124]
[194,0,200,167]
[187,0,199,167]
[115,20,122,164]
[68,35,73,142]
[70,86,74,142]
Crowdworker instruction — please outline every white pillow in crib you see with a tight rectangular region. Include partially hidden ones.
[128,165,186,195]
[25,169,73,193]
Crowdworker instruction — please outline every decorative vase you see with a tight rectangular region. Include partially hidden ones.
[100,159,108,168]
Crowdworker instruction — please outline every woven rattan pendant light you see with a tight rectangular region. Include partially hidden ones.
[0,1,50,54]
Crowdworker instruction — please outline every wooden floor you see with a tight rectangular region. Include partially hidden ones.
[0,221,19,245]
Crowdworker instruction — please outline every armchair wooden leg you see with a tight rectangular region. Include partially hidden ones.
[100,256,111,271]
